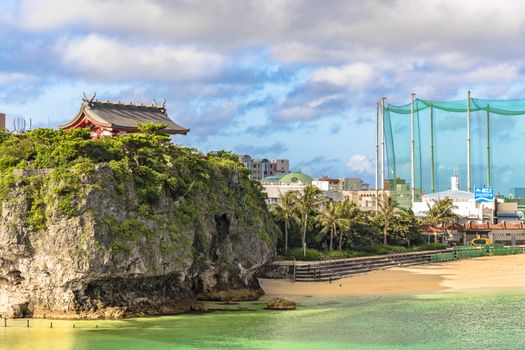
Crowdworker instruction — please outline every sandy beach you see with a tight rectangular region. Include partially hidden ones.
[259,254,525,296]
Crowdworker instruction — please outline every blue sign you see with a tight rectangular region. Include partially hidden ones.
[475,187,494,202]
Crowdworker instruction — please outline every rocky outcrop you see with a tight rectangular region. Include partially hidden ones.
[266,298,296,310]
[0,157,275,319]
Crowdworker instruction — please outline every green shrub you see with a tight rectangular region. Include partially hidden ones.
[285,248,323,261]
[282,243,448,261]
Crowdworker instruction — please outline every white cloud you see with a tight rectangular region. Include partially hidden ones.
[0,72,35,85]
[464,63,520,84]
[16,0,525,62]
[347,154,375,174]
[56,34,224,81]
[310,63,374,87]
[276,106,317,122]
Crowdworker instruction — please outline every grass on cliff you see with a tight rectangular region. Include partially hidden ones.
[0,128,274,257]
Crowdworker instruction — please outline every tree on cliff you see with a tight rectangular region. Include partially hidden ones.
[270,191,299,252]
[295,185,325,256]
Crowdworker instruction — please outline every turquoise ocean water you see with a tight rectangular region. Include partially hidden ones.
[2,291,525,350]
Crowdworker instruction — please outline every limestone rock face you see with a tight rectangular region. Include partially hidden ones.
[0,163,275,319]
[266,298,296,310]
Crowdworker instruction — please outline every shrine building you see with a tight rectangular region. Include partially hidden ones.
[59,96,189,139]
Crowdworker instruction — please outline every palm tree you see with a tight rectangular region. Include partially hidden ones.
[425,198,458,225]
[378,196,399,246]
[271,191,299,252]
[295,184,324,256]
[334,199,355,250]
[316,201,350,250]
[424,198,458,243]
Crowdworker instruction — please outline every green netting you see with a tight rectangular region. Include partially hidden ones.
[384,96,525,206]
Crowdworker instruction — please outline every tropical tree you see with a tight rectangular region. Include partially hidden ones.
[388,209,421,246]
[424,198,458,243]
[378,196,399,246]
[270,191,299,252]
[334,199,358,250]
[315,201,350,250]
[424,198,458,226]
[295,184,325,255]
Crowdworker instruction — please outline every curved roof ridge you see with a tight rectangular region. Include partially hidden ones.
[59,98,189,135]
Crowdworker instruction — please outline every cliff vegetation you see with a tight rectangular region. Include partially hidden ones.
[0,128,275,318]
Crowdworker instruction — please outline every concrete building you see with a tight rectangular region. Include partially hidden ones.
[310,179,343,201]
[342,190,389,212]
[240,155,289,181]
[510,187,525,199]
[343,178,370,191]
[495,201,521,223]
[262,172,343,204]
[316,177,369,192]
[412,175,494,223]
[261,172,313,205]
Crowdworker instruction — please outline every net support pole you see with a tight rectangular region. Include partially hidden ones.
[430,105,435,193]
[467,90,471,192]
[375,99,379,212]
[410,93,415,204]
[381,97,385,195]
[486,106,491,187]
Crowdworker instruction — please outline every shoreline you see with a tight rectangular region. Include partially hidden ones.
[259,254,525,297]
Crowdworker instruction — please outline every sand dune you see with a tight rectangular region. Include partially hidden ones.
[259,254,525,296]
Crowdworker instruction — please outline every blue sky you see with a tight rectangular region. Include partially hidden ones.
[3,0,525,191]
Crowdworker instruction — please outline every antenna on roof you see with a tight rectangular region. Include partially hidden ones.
[162,98,166,107]
[152,98,158,106]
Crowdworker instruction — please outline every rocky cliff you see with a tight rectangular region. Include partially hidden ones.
[0,129,276,318]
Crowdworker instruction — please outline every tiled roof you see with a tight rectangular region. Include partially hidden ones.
[60,98,189,134]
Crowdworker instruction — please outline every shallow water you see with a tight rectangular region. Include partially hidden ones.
[2,291,525,349]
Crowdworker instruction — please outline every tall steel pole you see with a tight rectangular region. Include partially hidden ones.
[430,105,435,193]
[381,97,386,194]
[467,90,471,192]
[410,93,415,203]
[375,99,379,212]
[486,106,491,187]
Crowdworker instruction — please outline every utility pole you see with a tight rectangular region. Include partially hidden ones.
[467,90,471,192]
[375,99,379,212]
[430,105,435,193]
[486,106,491,187]
[381,97,386,199]
[410,93,415,203]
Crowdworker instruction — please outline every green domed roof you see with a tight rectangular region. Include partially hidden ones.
[279,172,313,184]
[261,174,285,183]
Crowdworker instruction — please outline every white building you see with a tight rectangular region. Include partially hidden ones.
[262,173,343,205]
[261,172,313,205]
[412,175,494,223]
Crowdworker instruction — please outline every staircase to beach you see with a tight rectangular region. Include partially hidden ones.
[291,250,447,282]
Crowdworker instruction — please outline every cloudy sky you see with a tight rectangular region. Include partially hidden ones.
[2,0,525,190]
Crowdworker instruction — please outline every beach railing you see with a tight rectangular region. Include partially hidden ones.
[431,252,456,262]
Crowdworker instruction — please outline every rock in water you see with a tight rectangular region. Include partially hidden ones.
[266,298,296,310]
[190,302,208,312]
[0,132,276,318]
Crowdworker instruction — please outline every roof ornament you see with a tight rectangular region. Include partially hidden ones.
[82,92,97,106]
[160,98,167,114]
